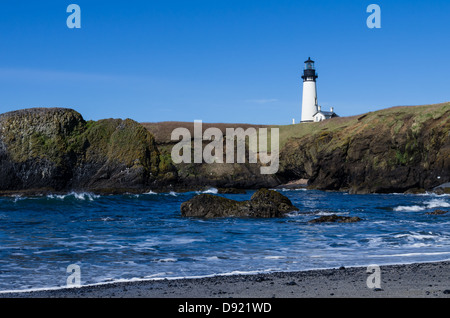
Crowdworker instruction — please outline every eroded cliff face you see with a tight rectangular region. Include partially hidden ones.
[277,103,450,193]
[0,103,448,195]
[0,108,175,195]
[142,122,282,190]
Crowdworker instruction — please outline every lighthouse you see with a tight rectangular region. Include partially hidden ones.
[301,57,319,122]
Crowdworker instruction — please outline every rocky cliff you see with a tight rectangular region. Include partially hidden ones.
[0,108,176,195]
[0,103,449,195]
[277,102,450,193]
[142,121,281,190]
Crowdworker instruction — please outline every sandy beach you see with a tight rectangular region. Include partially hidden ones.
[1,261,449,298]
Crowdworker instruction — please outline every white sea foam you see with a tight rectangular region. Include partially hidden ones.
[170,238,205,245]
[0,269,281,295]
[427,198,450,209]
[318,211,349,216]
[394,205,424,212]
[12,195,25,203]
[393,232,437,241]
[416,192,450,197]
[264,256,286,260]
[196,188,218,194]
[46,192,100,201]
[276,188,307,192]
[393,198,450,212]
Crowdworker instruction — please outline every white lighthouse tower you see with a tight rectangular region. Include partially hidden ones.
[301,57,319,122]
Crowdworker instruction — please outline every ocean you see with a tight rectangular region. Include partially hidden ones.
[0,188,449,292]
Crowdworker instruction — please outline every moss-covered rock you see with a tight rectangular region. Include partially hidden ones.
[180,188,298,218]
[277,103,450,193]
[0,108,172,194]
[1,102,449,195]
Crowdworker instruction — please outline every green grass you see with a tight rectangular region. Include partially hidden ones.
[271,102,450,151]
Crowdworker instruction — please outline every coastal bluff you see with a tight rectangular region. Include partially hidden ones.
[0,102,449,195]
[0,108,175,195]
[276,102,450,194]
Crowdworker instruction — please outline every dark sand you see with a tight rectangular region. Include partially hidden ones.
[1,261,449,298]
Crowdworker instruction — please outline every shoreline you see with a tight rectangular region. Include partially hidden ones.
[1,187,449,198]
[1,260,449,298]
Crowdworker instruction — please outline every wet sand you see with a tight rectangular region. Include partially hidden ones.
[1,261,449,298]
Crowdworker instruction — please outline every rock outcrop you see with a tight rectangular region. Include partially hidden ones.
[141,121,281,190]
[217,188,247,194]
[0,102,449,195]
[180,188,299,218]
[277,103,450,194]
[425,209,448,215]
[0,108,176,195]
[308,214,362,223]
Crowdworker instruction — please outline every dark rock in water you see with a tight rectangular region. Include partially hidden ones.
[308,214,362,223]
[426,209,448,215]
[250,188,298,215]
[180,188,298,218]
[180,194,248,218]
[217,188,247,194]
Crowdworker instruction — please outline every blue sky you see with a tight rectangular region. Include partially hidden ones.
[0,0,449,124]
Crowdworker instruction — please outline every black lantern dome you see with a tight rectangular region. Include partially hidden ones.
[301,57,318,82]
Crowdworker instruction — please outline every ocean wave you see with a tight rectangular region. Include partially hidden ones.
[393,198,450,212]
[416,192,450,197]
[393,232,438,241]
[316,211,349,216]
[86,217,115,222]
[394,205,424,212]
[12,195,26,203]
[170,238,205,245]
[196,188,218,194]
[153,258,177,263]
[264,256,286,260]
[46,192,100,201]
[372,251,450,258]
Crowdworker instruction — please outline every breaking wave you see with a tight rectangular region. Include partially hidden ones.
[393,198,450,212]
